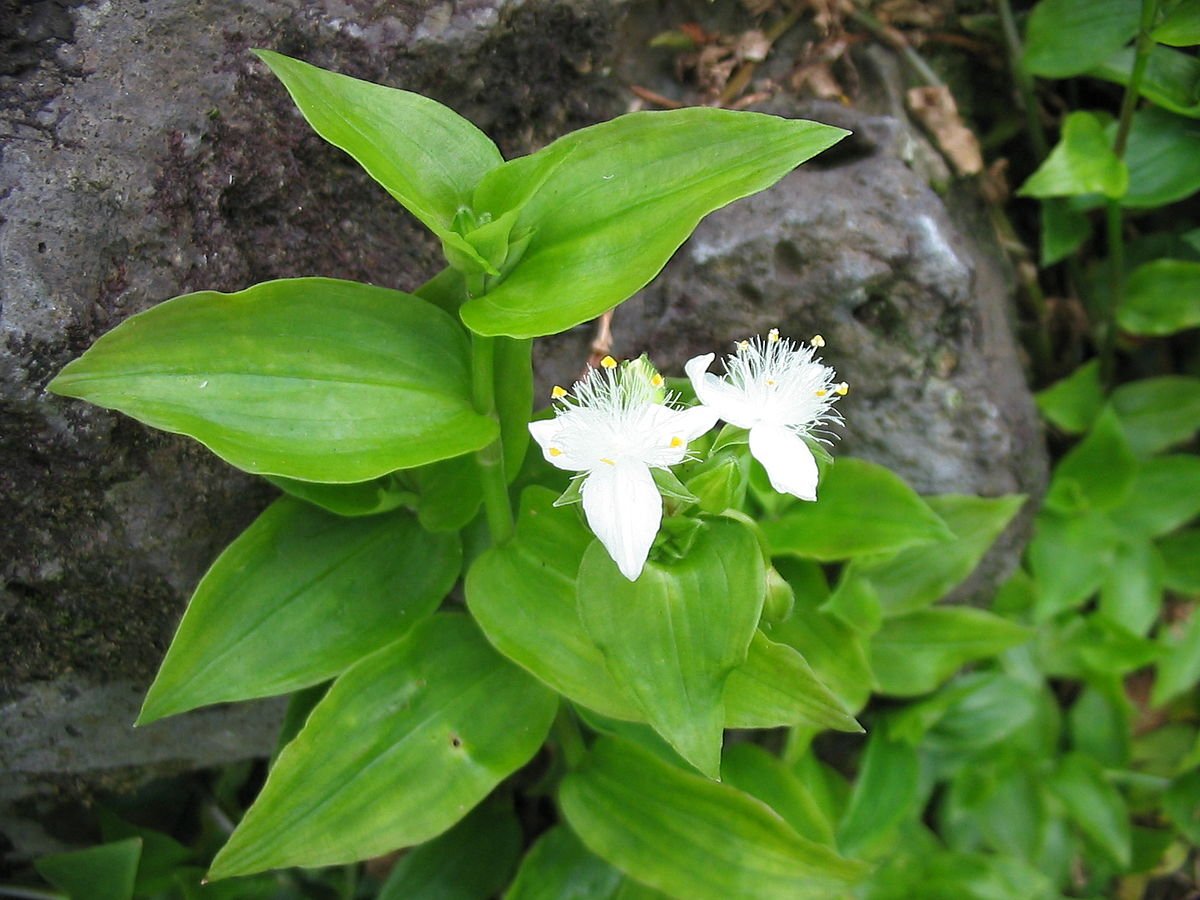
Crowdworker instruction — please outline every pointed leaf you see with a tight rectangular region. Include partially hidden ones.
[577,518,764,777]
[560,737,867,900]
[1017,112,1128,200]
[837,733,921,858]
[460,110,848,337]
[36,838,142,900]
[1112,376,1200,456]
[1022,0,1139,77]
[1092,44,1200,119]
[1048,754,1132,869]
[1029,509,1120,618]
[1119,107,1200,208]
[207,614,557,878]
[723,743,837,846]
[139,501,457,722]
[1153,0,1200,45]
[1099,539,1164,636]
[48,278,497,482]
[1044,407,1137,513]
[1118,259,1200,335]
[1153,608,1200,707]
[1035,360,1102,433]
[1107,454,1200,538]
[504,826,645,900]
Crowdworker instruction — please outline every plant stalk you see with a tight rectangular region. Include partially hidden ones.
[995,0,1049,159]
[471,333,515,546]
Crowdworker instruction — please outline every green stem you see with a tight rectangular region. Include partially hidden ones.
[848,4,943,87]
[995,0,1048,159]
[1114,0,1161,158]
[471,333,514,545]
[552,704,586,770]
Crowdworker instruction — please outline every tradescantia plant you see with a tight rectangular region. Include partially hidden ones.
[45,51,1024,896]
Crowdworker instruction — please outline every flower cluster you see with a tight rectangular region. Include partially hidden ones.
[529,331,845,580]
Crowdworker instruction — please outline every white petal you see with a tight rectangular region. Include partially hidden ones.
[642,403,721,465]
[685,353,756,429]
[528,418,589,471]
[581,462,662,581]
[748,424,819,501]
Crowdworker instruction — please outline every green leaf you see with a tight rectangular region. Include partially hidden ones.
[918,674,1042,759]
[1153,0,1200,45]
[48,278,497,482]
[1099,539,1164,635]
[1153,609,1200,707]
[1119,107,1200,208]
[460,110,848,337]
[837,733,921,858]
[863,849,1058,900]
[722,743,837,846]
[577,518,765,777]
[1039,614,1164,679]
[559,737,866,900]
[1044,407,1137,514]
[841,494,1026,619]
[1118,259,1200,335]
[1023,0,1139,77]
[207,614,557,878]
[942,763,1047,860]
[1107,454,1200,538]
[870,608,1031,697]
[254,51,502,243]
[266,474,416,517]
[1017,112,1128,200]
[138,500,456,723]
[820,575,882,635]
[1040,198,1092,266]
[378,798,522,900]
[1028,509,1120,619]
[413,455,483,532]
[1068,684,1132,768]
[1092,44,1200,118]
[763,458,952,561]
[1163,768,1200,844]
[504,826,652,900]
[1047,753,1132,869]
[1112,376,1200,456]
[1035,360,1103,433]
[1159,528,1200,593]
[35,838,142,900]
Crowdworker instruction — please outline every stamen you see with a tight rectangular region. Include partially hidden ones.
[768,328,780,343]
[835,382,849,396]
[551,385,568,399]
[737,340,750,351]
[767,379,776,386]
[651,374,664,387]
[811,334,826,348]
[600,457,616,465]
[815,389,828,397]
[670,436,683,448]
[601,355,618,369]
[549,447,563,457]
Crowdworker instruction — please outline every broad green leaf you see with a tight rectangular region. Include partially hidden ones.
[1107,454,1200,538]
[559,737,866,899]
[1112,376,1200,456]
[1118,259,1200,335]
[1163,768,1200,844]
[1092,44,1200,118]
[1153,609,1200,706]
[1028,509,1120,619]
[577,519,765,777]
[266,474,416,517]
[1017,112,1128,200]
[723,743,837,846]
[763,458,952,561]
[378,798,522,900]
[789,751,852,826]
[1119,107,1200,208]
[48,278,497,482]
[863,849,1058,900]
[1159,528,1200,593]
[96,809,193,897]
[837,733,921,858]
[414,455,483,532]
[918,674,1042,759]
[497,338,534,479]
[1154,0,1200,45]
[1044,407,1137,513]
[820,575,881,635]
[254,51,502,242]
[139,500,456,723]
[36,838,142,900]
[1040,198,1091,266]
[841,494,1025,619]
[1048,754,1132,869]
[207,614,557,878]
[504,826,661,900]
[1099,539,1164,635]
[870,608,1031,697]
[725,632,862,733]
[1068,684,1132,768]
[460,110,848,337]
[942,762,1047,860]
[1023,0,1139,77]
[1035,360,1102,433]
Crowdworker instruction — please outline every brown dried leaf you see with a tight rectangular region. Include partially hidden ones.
[906,85,983,177]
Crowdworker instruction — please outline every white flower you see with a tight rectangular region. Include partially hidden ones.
[685,330,845,502]
[529,357,718,581]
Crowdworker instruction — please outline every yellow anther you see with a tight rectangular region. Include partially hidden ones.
[600,457,616,466]
[601,355,618,369]
[835,382,849,396]
[651,373,664,387]
[815,389,828,397]
[766,379,776,386]
[549,447,563,457]
[737,340,750,351]
[768,328,780,343]
[670,436,683,448]
[551,385,568,399]
[811,334,826,348]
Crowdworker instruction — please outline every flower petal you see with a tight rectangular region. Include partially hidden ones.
[528,417,590,471]
[685,353,756,429]
[643,403,721,466]
[749,424,819,501]
[581,462,662,581]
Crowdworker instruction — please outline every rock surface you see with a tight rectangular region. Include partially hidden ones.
[0,0,1045,860]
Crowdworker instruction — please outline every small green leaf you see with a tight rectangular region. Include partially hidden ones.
[763,458,952,561]
[460,110,848,337]
[1163,768,1200,844]
[36,838,143,900]
[942,762,1047,860]
[378,798,522,900]
[1028,509,1120,618]
[1159,528,1200,593]
[723,743,837,846]
[1153,0,1200,45]
[413,455,483,532]
[870,608,1031,697]
[1047,753,1132,869]
[254,51,502,242]
[504,826,641,900]
[207,614,557,878]
[48,278,497,482]
[1119,108,1200,208]
[837,733,921,858]
[1099,539,1164,635]
[139,500,457,723]
[821,575,882,635]
[1039,614,1164,679]
[1092,44,1200,118]
[1035,360,1103,433]
[1112,376,1200,456]
[1040,198,1092,266]
[1153,609,1200,707]
[577,519,765,777]
[1118,259,1200,335]
[1044,407,1138,513]
[1017,112,1128,200]
[1023,0,1140,77]
[559,737,866,900]
[1068,684,1132,768]
[266,474,416,517]
[1107,454,1200,538]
